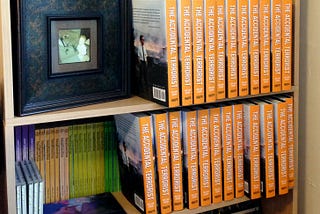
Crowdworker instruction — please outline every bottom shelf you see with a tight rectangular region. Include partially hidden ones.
[112,192,251,214]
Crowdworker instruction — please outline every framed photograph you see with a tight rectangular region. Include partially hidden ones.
[48,16,102,77]
[10,0,131,116]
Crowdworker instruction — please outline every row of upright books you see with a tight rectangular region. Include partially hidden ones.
[114,94,294,214]
[132,0,293,107]
[14,119,121,204]
[15,160,44,214]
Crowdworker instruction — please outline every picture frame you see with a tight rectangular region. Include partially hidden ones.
[10,0,131,116]
[48,16,102,77]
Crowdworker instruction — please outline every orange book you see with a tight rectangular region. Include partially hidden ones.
[237,0,249,96]
[209,106,223,203]
[260,0,271,93]
[256,99,276,198]
[192,0,205,104]
[269,98,288,195]
[34,129,40,171]
[152,111,172,214]
[221,105,234,201]
[182,109,199,209]
[196,108,211,206]
[205,0,216,103]
[271,0,282,92]
[216,0,226,99]
[281,0,293,91]
[178,0,193,106]
[39,128,46,188]
[226,0,238,98]
[232,103,244,198]
[243,101,261,199]
[248,0,260,95]
[168,110,184,211]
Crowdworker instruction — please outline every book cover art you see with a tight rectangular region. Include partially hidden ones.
[182,109,199,209]
[43,192,126,214]
[248,0,260,95]
[151,111,172,214]
[192,0,205,104]
[132,0,180,107]
[237,0,249,96]
[196,108,212,206]
[226,0,238,98]
[221,105,234,201]
[216,0,226,99]
[281,0,293,91]
[204,0,217,103]
[232,103,245,198]
[168,110,184,211]
[256,99,276,198]
[271,0,282,92]
[260,0,271,94]
[178,0,193,106]
[243,101,261,199]
[114,113,158,214]
[209,106,223,203]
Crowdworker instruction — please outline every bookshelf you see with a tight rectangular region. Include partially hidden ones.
[0,0,299,213]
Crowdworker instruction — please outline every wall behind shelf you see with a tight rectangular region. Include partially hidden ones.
[299,0,320,213]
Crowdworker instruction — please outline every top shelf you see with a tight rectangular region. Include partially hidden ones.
[4,89,295,127]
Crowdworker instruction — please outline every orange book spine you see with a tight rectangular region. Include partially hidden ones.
[178,0,193,106]
[271,0,282,92]
[182,110,199,209]
[260,0,271,93]
[55,127,60,202]
[249,0,259,95]
[45,128,51,203]
[50,128,56,202]
[139,116,157,214]
[205,0,217,102]
[210,107,222,203]
[232,104,244,198]
[221,105,234,201]
[153,112,172,214]
[192,0,205,104]
[169,111,184,211]
[216,0,226,99]
[197,108,212,206]
[34,129,40,173]
[285,97,294,188]
[237,0,249,96]
[281,0,292,90]
[226,0,238,98]
[166,0,180,107]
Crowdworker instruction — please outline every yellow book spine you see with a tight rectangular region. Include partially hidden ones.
[260,0,271,93]
[166,0,180,107]
[63,126,70,200]
[237,0,249,96]
[169,111,184,211]
[45,128,51,203]
[221,105,234,201]
[179,0,193,106]
[281,0,292,90]
[197,108,211,206]
[39,129,46,192]
[210,107,222,203]
[250,104,261,199]
[263,103,276,198]
[285,97,294,188]
[226,0,238,98]
[35,129,40,173]
[271,0,282,92]
[249,0,259,95]
[205,0,217,102]
[139,116,157,214]
[192,0,205,104]
[216,0,226,99]
[154,112,172,214]
[233,104,244,198]
[50,128,56,202]
[54,127,60,202]
[59,127,65,200]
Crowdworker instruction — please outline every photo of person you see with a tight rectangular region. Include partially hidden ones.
[136,35,148,86]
